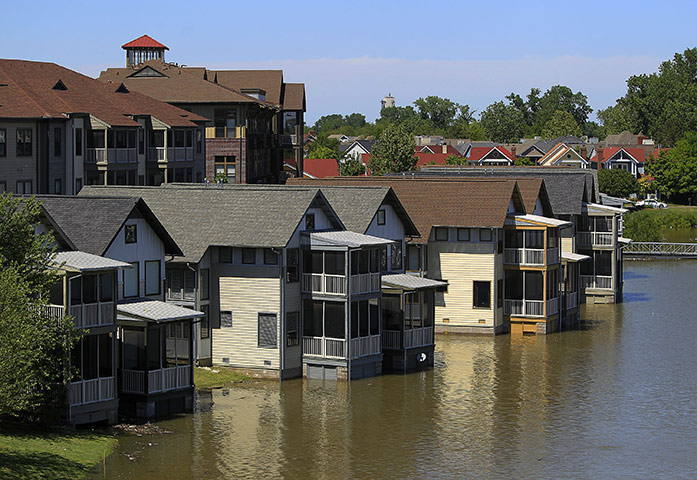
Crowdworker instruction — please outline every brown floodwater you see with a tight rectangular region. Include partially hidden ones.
[93,259,697,479]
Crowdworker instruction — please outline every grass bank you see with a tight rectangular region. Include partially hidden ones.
[0,423,116,480]
[625,207,697,241]
[194,366,251,389]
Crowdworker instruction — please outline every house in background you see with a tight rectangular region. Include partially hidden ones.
[0,59,207,194]
[340,139,375,160]
[538,143,589,168]
[592,147,647,177]
[467,146,515,166]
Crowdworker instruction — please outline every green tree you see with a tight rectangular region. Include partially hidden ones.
[623,210,662,242]
[535,85,592,130]
[645,131,697,202]
[413,96,463,130]
[541,110,583,139]
[344,113,367,129]
[597,103,636,136]
[0,194,79,420]
[307,145,338,160]
[598,169,640,198]
[514,157,535,166]
[368,124,417,176]
[337,156,366,176]
[445,154,466,165]
[480,101,525,143]
[306,133,342,160]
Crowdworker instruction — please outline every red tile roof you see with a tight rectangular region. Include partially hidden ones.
[122,35,168,50]
[285,158,340,178]
[601,147,647,163]
[469,146,514,162]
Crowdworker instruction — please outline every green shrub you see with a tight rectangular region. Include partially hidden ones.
[624,210,662,241]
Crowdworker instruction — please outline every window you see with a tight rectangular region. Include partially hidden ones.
[200,305,210,339]
[473,281,491,308]
[145,260,161,296]
[377,209,386,225]
[258,313,277,348]
[242,248,256,264]
[305,213,315,230]
[0,129,6,156]
[53,179,62,195]
[220,311,233,328]
[457,228,470,241]
[16,180,32,194]
[75,128,83,156]
[219,247,232,263]
[124,262,139,298]
[100,272,113,302]
[407,244,421,271]
[125,224,137,244]
[54,127,62,156]
[497,279,503,307]
[16,129,32,156]
[479,229,492,242]
[286,249,299,283]
[214,156,236,183]
[286,312,299,346]
[264,249,278,265]
[435,227,448,241]
[200,269,209,300]
[391,241,402,270]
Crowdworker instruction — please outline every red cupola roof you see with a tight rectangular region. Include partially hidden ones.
[122,35,168,50]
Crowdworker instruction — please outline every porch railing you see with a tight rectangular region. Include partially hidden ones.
[69,377,115,406]
[86,148,137,164]
[42,304,65,319]
[504,248,545,266]
[547,247,560,265]
[149,147,166,162]
[302,336,346,359]
[504,299,545,317]
[581,275,613,290]
[546,297,559,316]
[350,335,382,359]
[382,330,401,349]
[121,365,191,395]
[350,273,381,295]
[301,273,346,296]
[167,147,194,161]
[404,327,434,348]
[70,302,114,328]
[578,231,614,247]
[566,291,578,310]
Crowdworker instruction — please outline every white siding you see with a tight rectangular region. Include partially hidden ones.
[365,203,405,242]
[106,215,165,300]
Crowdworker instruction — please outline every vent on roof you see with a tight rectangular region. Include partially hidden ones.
[115,83,130,94]
[52,79,67,91]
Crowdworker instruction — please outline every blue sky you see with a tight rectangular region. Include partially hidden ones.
[3,0,696,125]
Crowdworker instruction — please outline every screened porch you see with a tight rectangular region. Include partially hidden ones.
[504,269,559,317]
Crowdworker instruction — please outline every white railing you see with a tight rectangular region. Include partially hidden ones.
[42,304,64,319]
[70,302,114,328]
[150,147,166,161]
[350,273,381,295]
[382,330,401,349]
[302,336,346,359]
[581,275,613,290]
[547,247,560,265]
[578,231,614,247]
[350,335,381,359]
[504,248,545,266]
[504,299,545,317]
[546,297,559,316]
[69,377,116,406]
[122,369,145,394]
[301,273,346,295]
[404,327,434,348]
[85,148,106,163]
[566,292,578,310]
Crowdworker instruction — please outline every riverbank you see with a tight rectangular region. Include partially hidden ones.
[0,423,117,480]
[624,206,697,241]
[193,366,251,389]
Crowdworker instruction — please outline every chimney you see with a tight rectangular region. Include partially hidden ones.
[581,146,587,159]
[597,148,603,170]
[511,145,517,157]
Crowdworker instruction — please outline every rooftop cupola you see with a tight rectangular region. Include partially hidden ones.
[122,35,168,67]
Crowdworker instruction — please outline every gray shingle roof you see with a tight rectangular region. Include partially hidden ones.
[117,298,203,323]
[36,195,182,257]
[51,251,132,272]
[381,274,447,290]
[79,184,343,263]
[309,231,394,248]
[306,186,418,237]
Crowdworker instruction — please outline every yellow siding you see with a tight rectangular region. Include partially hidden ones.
[562,236,573,255]
[214,273,280,369]
[431,244,496,327]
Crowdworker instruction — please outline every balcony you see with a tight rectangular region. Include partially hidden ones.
[581,275,613,290]
[546,297,559,316]
[303,335,382,359]
[350,273,381,295]
[504,299,544,317]
[121,365,191,395]
[69,377,116,406]
[566,291,578,310]
[302,273,346,296]
[578,231,614,247]
[504,248,544,266]
[350,335,382,358]
[70,303,115,328]
[85,148,137,164]
[382,328,434,350]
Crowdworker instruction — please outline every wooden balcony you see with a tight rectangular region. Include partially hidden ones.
[382,328,434,350]
[504,248,544,266]
[581,275,613,290]
[303,335,382,359]
[350,273,381,295]
[504,299,544,317]
[578,231,614,247]
[121,365,191,395]
[350,335,382,358]
[69,377,116,406]
[302,273,346,296]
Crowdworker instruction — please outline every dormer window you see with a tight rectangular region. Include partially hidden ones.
[377,209,386,225]
[305,213,315,230]
[125,224,137,244]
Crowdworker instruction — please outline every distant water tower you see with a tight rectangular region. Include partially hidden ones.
[122,35,169,67]
[381,93,395,110]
